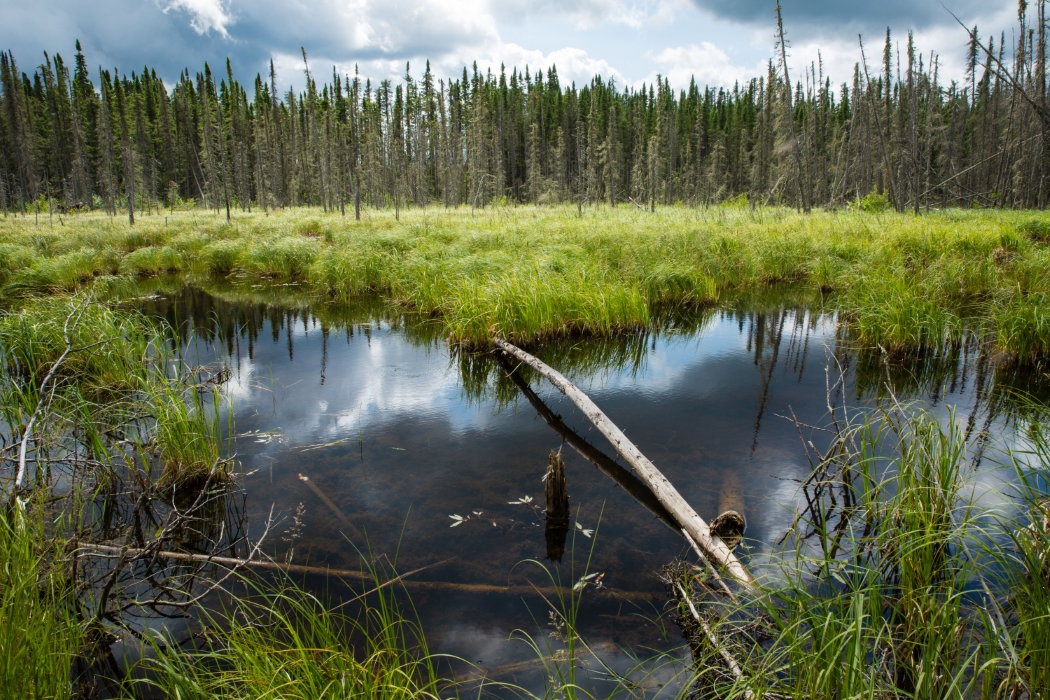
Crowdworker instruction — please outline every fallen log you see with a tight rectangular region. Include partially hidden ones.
[496,353,680,533]
[494,338,755,587]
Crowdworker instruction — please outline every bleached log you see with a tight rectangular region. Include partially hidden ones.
[495,338,754,587]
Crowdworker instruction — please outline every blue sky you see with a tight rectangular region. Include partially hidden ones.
[1,0,1015,92]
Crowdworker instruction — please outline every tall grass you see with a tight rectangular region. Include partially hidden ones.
[126,567,445,699]
[148,367,229,486]
[1000,420,1050,696]
[2,205,1049,356]
[0,290,232,488]
[0,505,82,699]
[669,402,1050,699]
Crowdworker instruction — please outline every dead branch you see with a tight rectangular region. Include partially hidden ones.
[496,353,679,531]
[494,338,755,587]
[12,296,90,506]
[675,581,753,699]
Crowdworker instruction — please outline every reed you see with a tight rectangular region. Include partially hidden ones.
[0,288,233,488]
[148,370,228,486]
[669,401,1050,699]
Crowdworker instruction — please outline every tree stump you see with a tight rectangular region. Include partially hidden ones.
[545,448,570,561]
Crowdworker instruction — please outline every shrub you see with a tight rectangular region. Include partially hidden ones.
[858,190,891,213]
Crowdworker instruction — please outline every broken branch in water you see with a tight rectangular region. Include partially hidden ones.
[683,529,738,602]
[675,581,753,698]
[77,541,364,578]
[494,338,755,587]
[297,473,364,541]
[12,296,91,508]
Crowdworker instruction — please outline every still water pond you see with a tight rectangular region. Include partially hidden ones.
[143,285,1039,692]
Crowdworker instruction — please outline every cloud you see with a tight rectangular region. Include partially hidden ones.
[689,0,994,36]
[481,44,628,86]
[0,0,1022,97]
[492,0,688,30]
[0,0,503,89]
[161,0,233,37]
[646,42,768,89]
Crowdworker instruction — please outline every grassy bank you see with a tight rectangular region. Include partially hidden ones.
[1,205,1048,356]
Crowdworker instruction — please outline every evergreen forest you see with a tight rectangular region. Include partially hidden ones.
[2,3,1050,220]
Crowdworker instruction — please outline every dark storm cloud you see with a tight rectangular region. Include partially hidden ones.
[689,0,995,35]
[2,0,252,83]
[0,0,496,87]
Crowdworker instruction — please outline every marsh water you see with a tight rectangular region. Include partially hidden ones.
[139,284,1045,694]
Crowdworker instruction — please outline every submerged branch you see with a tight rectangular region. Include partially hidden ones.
[78,541,365,579]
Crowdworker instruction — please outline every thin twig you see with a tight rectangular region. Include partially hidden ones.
[675,581,752,698]
[683,529,737,602]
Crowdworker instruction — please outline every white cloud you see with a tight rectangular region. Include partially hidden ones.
[161,0,233,37]
[645,42,767,89]
[492,0,688,30]
[278,42,630,96]
[483,44,628,86]
[0,0,1024,99]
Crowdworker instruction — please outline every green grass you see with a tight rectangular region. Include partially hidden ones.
[125,573,445,700]
[0,291,150,397]
[669,402,1050,699]
[6,204,1050,697]
[3,205,1049,356]
[0,289,232,488]
[0,505,82,699]
[1008,427,1050,694]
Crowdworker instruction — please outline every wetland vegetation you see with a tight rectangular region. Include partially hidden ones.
[4,2,1050,696]
[3,206,1050,361]
[2,216,1050,698]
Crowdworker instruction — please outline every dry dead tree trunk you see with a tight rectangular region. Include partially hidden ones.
[544,448,570,561]
[495,338,755,588]
[545,448,569,519]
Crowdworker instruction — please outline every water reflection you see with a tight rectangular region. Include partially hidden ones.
[135,283,1046,693]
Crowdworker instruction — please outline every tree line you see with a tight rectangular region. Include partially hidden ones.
[1,1,1048,222]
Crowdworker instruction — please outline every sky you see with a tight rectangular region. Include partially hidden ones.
[0,0,1018,94]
